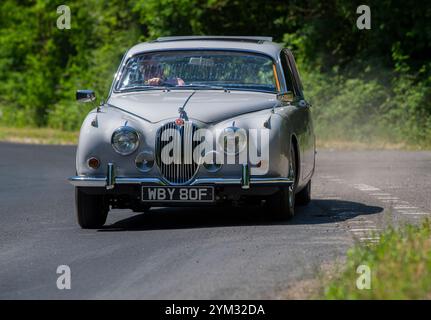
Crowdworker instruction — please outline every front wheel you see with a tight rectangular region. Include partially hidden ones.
[296,180,311,206]
[266,142,297,220]
[75,187,109,229]
[266,185,295,220]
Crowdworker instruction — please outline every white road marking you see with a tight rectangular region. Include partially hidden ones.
[347,222,375,226]
[394,206,418,209]
[346,182,430,218]
[353,184,381,191]
[377,196,399,200]
[398,211,430,215]
[359,237,380,242]
[320,175,429,242]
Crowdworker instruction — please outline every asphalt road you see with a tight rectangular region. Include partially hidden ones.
[1,142,430,299]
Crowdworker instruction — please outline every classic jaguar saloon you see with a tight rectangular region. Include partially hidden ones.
[69,36,315,228]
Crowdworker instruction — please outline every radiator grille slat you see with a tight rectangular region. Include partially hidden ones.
[156,121,199,184]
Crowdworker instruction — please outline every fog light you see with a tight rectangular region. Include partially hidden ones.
[202,151,222,173]
[203,162,222,173]
[135,151,154,172]
[87,157,100,169]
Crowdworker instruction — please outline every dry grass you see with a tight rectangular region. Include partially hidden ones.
[316,138,409,150]
[316,134,431,150]
[277,279,321,299]
[0,126,78,145]
[275,262,342,299]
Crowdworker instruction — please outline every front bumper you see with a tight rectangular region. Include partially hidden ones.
[68,176,294,187]
[69,163,293,189]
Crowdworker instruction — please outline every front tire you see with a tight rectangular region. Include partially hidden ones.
[267,185,295,220]
[75,187,108,229]
[296,180,311,206]
[267,142,297,220]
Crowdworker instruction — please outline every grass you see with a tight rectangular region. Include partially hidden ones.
[315,138,410,150]
[321,219,431,299]
[277,219,431,299]
[0,126,78,145]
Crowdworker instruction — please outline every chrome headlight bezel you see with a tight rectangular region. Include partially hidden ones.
[217,126,247,155]
[135,151,154,172]
[111,126,140,155]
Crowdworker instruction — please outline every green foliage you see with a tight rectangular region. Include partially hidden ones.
[303,72,431,146]
[324,220,431,299]
[0,0,141,130]
[302,66,431,146]
[0,0,430,140]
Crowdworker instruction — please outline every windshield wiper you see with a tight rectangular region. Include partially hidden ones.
[118,84,228,92]
[175,84,227,90]
[118,85,170,92]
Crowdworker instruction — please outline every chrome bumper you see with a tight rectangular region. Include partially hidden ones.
[68,176,293,187]
[69,163,293,189]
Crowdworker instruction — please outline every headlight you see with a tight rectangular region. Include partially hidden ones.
[111,127,139,155]
[218,126,247,155]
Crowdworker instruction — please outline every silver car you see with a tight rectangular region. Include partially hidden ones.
[69,36,315,229]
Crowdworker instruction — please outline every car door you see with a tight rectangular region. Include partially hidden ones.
[281,49,315,181]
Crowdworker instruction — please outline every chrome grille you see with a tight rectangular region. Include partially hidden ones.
[156,121,200,184]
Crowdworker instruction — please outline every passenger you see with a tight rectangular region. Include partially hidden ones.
[139,56,185,86]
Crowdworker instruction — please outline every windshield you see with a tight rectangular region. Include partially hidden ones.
[115,50,279,93]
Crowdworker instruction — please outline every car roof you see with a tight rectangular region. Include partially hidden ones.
[126,36,284,60]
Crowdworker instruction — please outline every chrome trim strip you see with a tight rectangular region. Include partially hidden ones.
[155,36,273,42]
[68,176,293,187]
[68,177,106,187]
[192,177,294,185]
[116,178,166,185]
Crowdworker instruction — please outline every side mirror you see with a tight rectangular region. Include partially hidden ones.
[76,90,96,103]
[276,91,294,104]
[298,99,311,108]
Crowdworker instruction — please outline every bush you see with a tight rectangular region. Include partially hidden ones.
[302,67,431,147]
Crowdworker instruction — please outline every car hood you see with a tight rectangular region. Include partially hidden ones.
[107,90,278,123]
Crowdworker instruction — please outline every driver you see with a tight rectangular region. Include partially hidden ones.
[139,56,185,86]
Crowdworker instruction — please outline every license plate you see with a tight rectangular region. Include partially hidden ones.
[142,186,214,202]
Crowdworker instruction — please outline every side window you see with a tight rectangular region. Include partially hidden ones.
[279,51,297,95]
